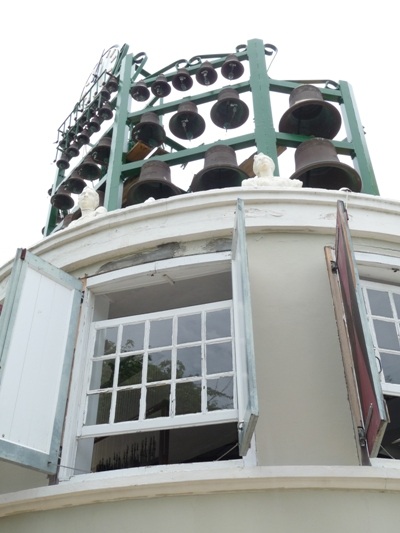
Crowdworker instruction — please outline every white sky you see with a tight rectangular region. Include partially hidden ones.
[0,1,397,267]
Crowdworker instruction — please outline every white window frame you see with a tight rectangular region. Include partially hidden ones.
[60,199,258,481]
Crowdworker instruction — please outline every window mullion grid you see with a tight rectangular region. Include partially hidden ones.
[139,319,150,421]
[201,309,207,414]
[170,314,178,417]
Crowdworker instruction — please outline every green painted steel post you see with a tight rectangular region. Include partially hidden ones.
[247,39,279,173]
[103,53,133,211]
[339,81,379,195]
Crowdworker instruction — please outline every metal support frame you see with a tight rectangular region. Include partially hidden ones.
[44,38,379,236]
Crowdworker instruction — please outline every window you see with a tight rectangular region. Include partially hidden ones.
[59,199,258,478]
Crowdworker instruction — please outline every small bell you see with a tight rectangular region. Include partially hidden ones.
[51,184,74,210]
[151,75,171,98]
[171,68,193,91]
[64,174,87,194]
[76,155,102,181]
[131,112,166,148]
[195,61,218,86]
[211,88,249,130]
[92,136,112,166]
[65,141,81,158]
[56,153,71,170]
[105,75,119,93]
[96,101,113,121]
[169,102,206,141]
[221,54,244,80]
[130,81,150,102]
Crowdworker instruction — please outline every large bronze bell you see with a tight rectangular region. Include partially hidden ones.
[171,68,193,91]
[65,141,80,158]
[88,114,104,133]
[289,138,362,191]
[76,127,91,146]
[51,184,74,210]
[92,136,112,166]
[169,102,206,141]
[76,155,102,181]
[195,61,218,86]
[221,54,244,80]
[130,80,150,102]
[125,160,184,205]
[96,101,113,121]
[64,174,87,194]
[211,88,249,130]
[279,84,342,139]
[105,75,119,93]
[190,145,249,192]
[56,153,71,170]
[131,112,166,148]
[151,75,171,98]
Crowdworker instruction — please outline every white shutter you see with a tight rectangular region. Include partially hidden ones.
[0,249,82,473]
[232,199,259,456]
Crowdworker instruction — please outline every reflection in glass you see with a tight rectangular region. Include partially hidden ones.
[206,308,231,340]
[115,389,141,422]
[86,392,111,425]
[121,322,145,352]
[94,327,118,357]
[207,342,232,374]
[373,320,400,351]
[381,352,400,384]
[175,381,202,415]
[146,385,170,418]
[207,377,234,411]
[147,351,171,382]
[176,346,201,377]
[149,318,172,348]
[118,355,143,386]
[368,289,392,318]
[90,359,115,389]
[178,313,201,344]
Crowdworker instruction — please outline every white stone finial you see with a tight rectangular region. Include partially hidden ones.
[68,187,107,228]
[242,152,303,189]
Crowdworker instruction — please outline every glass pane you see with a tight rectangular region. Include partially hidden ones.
[176,346,201,378]
[207,377,234,411]
[90,359,115,389]
[86,392,111,425]
[367,289,392,318]
[146,385,170,418]
[381,352,400,384]
[121,323,145,352]
[373,320,400,350]
[94,327,118,357]
[147,351,171,382]
[175,381,202,415]
[115,389,141,422]
[149,318,172,348]
[118,355,144,386]
[177,313,201,344]
[393,293,400,318]
[206,342,232,374]
[206,308,231,340]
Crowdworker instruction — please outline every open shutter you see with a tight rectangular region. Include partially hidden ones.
[232,198,259,456]
[0,249,82,474]
[325,200,387,460]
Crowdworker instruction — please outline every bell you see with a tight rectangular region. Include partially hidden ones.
[76,155,102,181]
[105,75,119,93]
[221,54,244,80]
[88,114,103,133]
[195,61,218,86]
[190,144,249,192]
[56,153,71,170]
[289,138,362,191]
[125,160,184,206]
[92,136,112,165]
[131,112,166,148]
[50,184,74,210]
[151,75,171,98]
[76,127,91,146]
[211,88,249,130]
[64,174,87,194]
[96,101,113,121]
[130,80,150,102]
[169,102,206,141]
[65,141,80,158]
[171,68,193,91]
[99,85,111,101]
[279,84,342,139]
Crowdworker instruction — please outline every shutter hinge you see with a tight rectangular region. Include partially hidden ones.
[358,426,367,448]
[330,260,338,273]
[80,290,85,304]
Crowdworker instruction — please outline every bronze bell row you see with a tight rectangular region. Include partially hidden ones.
[130,54,244,102]
[50,174,88,211]
[131,89,249,146]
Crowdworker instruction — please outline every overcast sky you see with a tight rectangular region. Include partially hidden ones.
[0,1,397,267]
